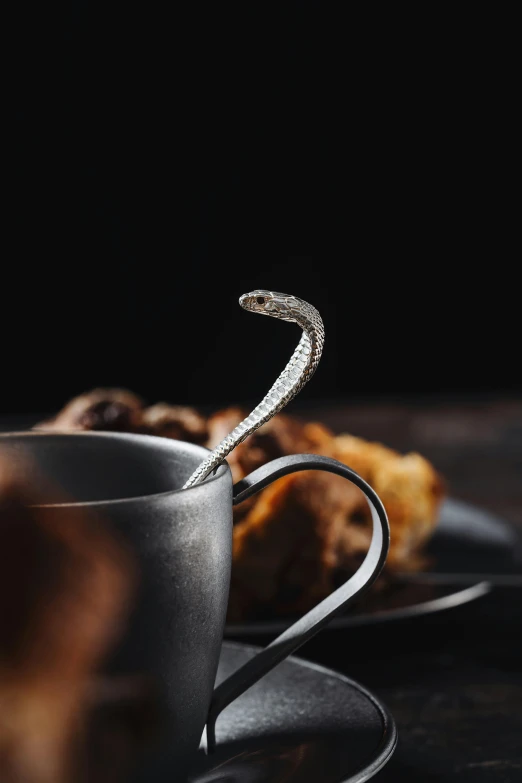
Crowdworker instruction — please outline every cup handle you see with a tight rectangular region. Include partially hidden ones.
[206,453,390,750]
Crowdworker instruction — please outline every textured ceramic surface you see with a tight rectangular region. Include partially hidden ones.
[0,432,233,780]
[0,432,391,782]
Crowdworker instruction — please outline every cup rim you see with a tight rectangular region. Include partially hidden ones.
[0,430,230,508]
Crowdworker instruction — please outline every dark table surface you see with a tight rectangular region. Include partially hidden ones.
[2,398,521,782]
[294,397,522,783]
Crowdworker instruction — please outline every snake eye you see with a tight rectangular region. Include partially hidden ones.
[256,296,265,305]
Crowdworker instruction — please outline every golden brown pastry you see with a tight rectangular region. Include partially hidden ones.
[228,428,445,620]
[334,434,445,572]
[208,408,335,478]
[229,468,364,621]
[208,408,337,522]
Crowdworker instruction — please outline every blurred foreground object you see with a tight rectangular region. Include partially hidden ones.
[38,389,445,621]
[0,451,150,783]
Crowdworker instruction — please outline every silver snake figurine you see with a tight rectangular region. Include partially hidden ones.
[183,290,324,489]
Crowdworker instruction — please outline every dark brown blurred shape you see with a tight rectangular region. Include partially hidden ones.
[0,451,152,783]
[141,403,208,444]
[37,388,209,446]
[37,390,445,623]
[37,388,144,433]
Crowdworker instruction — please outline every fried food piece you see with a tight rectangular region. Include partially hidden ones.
[0,453,136,783]
[208,409,336,523]
[228,469,364,621]
[142,403,208,444]
[334,434,445,571]
[228,428,445,621]
[36,388,144,433]
[38,389,446,622]
[207,408,330,478]
[234,414,322,473]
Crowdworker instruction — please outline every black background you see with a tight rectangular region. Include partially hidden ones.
[3,4,518,416]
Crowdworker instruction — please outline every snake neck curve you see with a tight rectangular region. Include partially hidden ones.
[183,296,324,489]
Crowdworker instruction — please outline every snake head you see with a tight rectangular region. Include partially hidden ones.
[239,290,301,322]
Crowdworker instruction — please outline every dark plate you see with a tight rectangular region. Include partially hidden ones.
[187,641,397,782]
[225,498,519,636]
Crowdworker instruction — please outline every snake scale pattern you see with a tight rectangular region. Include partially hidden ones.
[183,290,324,488]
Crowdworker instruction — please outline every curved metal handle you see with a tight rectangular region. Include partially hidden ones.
[206,453,390,750]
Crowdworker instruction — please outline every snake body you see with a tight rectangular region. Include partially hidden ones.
[183,290,324,488]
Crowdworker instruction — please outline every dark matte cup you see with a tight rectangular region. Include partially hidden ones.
[0,432,390,781]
